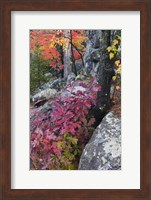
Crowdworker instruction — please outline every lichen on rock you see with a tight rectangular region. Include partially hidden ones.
[78,112,121,170]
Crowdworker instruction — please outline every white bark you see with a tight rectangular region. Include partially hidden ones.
[63,30,71,78]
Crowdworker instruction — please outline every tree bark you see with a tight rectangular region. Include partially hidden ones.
[85,30,115,126]
[70,30,77,76]
[63,30,72,78]
[57,45,64,78]
[96,30,115,110]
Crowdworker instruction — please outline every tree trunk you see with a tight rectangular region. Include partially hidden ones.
[96,30,115,111]
[63,30,72,78]
[70,30,77,76]
[57,45,64,78]
[85,30,115,126]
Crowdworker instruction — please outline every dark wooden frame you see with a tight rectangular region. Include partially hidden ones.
[0,0,151,199]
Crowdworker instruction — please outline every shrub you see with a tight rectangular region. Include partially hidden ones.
[30,77,101,170]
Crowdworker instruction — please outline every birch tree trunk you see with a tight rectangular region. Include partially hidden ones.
[63,30,72,78]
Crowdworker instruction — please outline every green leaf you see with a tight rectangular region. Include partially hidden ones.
[63,151,75,160]
[63,131,69,138]
[71,137,78,145]
[56,141,64,149]
[68,163,76,170]
[50,154,55,158]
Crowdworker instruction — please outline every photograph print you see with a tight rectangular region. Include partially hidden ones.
[30,30,121,170]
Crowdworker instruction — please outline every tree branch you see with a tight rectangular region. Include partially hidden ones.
[70,42,85,68]
[64,35,85,68]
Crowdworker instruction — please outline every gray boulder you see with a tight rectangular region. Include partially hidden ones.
[60,85,86,99]
[32,88,57,102]
[50,78,66,90]
[32,78,66,96]
[66,72,76,85]
[75,74,85,80]
[78,112,121,170]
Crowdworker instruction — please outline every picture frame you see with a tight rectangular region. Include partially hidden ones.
[0,0,151,199]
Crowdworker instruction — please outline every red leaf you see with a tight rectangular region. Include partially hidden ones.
[43,139,50,144]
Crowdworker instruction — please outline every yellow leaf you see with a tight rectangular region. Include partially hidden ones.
[49,43,54,48]
[117,35,121,40]
[113,39,118,46]
[107,46,112,52]
[109,52,114,60]
[116,86,120,90]
[115,60,120,67]
[39,46,44,50]
[112,76,117,81]
[117,66,121,74]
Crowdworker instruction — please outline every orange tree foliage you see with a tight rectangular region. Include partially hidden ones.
[30,30,88,72]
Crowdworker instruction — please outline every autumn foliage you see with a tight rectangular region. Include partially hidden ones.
[30,78,101,170]
[30,29,121,170]
[30,30,88,71]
